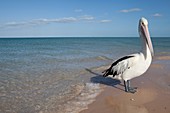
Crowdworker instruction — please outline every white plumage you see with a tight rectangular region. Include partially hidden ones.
[103,17,154,93]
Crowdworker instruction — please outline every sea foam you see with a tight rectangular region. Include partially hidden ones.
[57,83,102,113]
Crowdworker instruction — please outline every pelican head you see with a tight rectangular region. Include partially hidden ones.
[139,17,154,56]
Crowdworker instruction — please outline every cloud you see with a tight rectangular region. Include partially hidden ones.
[152,13,162,17]
[99,20,112,23]
[0,17,78,29]
[29,19,50,25]
[49,17,78,23]
[0,15,97,29]
[4,22,27,27]
[119,8,142,13]
[30,17,78,24]
[79,15,95,21]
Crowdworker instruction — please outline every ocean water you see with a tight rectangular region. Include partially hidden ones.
[0,37,170,113]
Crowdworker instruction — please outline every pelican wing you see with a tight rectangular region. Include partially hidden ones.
[103,55,135,77]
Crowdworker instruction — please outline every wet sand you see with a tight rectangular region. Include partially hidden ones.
[80,56,170,113]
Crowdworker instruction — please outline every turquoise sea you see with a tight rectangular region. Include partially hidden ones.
[0,37,170,113]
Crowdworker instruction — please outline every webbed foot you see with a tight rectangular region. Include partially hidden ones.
[128,87,137,93]
[129,87,138,90]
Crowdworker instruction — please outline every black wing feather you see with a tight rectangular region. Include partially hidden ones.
[103,56,134,77]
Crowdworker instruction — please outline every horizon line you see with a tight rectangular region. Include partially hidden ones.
[0,36,169,38]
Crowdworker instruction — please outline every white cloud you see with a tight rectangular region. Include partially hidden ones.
[29,19,50,25]
[0,17,78,29]
[99,20,112,23]
[31,17,77,24]
[4,22,27,27]
[79,15,95,21]
[0,15,97,29]
[119,8,142,13]
[50,17,78,23]
[152,13,162,17]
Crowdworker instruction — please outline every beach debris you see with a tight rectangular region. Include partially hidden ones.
[130,98,135,101]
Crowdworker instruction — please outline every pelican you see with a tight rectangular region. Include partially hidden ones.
[102,17,154,93]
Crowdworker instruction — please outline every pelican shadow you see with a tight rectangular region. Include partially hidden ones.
[85,68,124,91]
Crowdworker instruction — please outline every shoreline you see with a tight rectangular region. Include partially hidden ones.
[80,55,170,113]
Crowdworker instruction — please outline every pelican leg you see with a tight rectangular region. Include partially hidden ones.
[124,80,137,93]
[127,80,138,90]
[127,80,137,93]
[124,80,129,92]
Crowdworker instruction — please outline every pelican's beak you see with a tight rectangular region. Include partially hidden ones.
[141,24,154,56]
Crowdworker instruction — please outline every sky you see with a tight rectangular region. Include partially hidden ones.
[0,0,170,37]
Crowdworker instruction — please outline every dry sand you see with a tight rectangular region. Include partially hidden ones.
[80,56,170,113]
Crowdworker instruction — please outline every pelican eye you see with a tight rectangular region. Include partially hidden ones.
[141,22,144,26]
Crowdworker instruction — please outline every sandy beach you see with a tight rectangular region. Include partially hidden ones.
[80,55,170,113]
